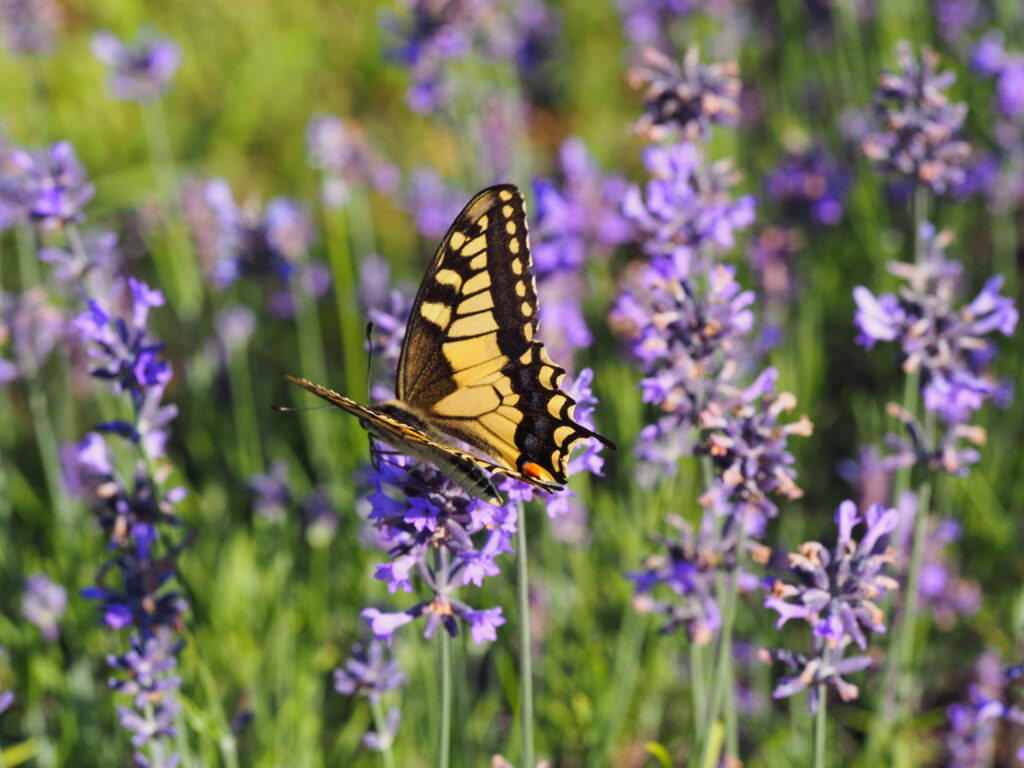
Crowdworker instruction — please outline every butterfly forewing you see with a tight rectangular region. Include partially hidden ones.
[396,184,615,486]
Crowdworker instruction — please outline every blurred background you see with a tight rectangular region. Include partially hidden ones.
[0,0,1022,766]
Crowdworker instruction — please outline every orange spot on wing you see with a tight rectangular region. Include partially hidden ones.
[522,462,552,482]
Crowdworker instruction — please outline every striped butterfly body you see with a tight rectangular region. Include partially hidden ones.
[287,183,616,505]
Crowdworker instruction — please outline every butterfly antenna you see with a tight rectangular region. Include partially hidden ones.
[365,321,375,400]
[271,404,334,413]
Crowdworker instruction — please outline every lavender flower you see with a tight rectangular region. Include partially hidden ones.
[697,368,813,534]
[0,140,95,232]
[107,630,183,764]
[531,138,630,364]
[0,0,59,54]
[402,166,467,240]
[381,0,495,114]
[0,287,66,381]
[761,500,899,713]
[622,142,755,264]
[934,0,981,46]
[746,226,802,305]
[248,460,292,522]
[39,229,123,289]
[628,46,741,141]
[532,137,631,275]
[629,513,763,644]
[75,277,171,408]
[862,42,971,194]
[878,402,986,477]
[334,641,405,702]
[765,147,847,226]
[91,30,180,103]
[181,178,327,314]
[946,653,1024,766]
[305,115,399,208]
[853,224,1017,423]
[613,0,696,50]
[970,33,1024,120]
[22,573,66,642]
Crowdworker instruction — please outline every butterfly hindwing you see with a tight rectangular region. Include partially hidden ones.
[396,184,615,487]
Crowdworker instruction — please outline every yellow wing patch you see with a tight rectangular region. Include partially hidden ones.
[287,184,616,504]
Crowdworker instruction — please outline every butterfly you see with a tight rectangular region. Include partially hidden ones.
[285,183,616,505]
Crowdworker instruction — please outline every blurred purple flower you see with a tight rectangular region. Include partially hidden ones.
[853,224,1017,423]
[0,140,95,232]
[91,29,180,103]
[628,46,741,141]
[0,287,66,380]
[532,137,631,275]
[334,641,405,702]
[613,0,695,50]
[746,226,803,304]
[305,115,400,208]
[381,0,496,114]
[0,0,59,54]
[761,500,899,714]
[862,42,971,194]
[629,513,762,644]
[946,652,1024,767]
[22,573,66,642]
[892,492,980,630]
[39,229,123,289]
[934,0,980,46]
[879,402,986,477]
[765,147,847,226]
[248,460,292,522]
[363,707,401,752]
[403,166,466,240]
[971,31,1005,76]
[623,142,755,263]
[0,648,12,715]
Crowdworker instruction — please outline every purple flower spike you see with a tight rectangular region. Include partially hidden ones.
[761,500,899,713]
[862,42,971,194]
[305,115,399,208]
[91,29,180,102]
[629,46,742,141]
[1,140,95,232]
[623,142,755,263]
[946,652,1024,766]
[854,225,1017,424]
[765,147,848,226]
[334,641,405,702]
[1,0,60,54]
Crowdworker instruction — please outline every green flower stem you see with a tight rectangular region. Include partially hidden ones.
[516,501,535,768]
[15,226,70,529]
[438,624,452,768]
[370,697,397,768]
[322,205,369,465]
[141,99,201,319]
[814,688,827,768]
[689,640,706,737]
[699,522,747,768]
[290,276,334,477]
[227,342,261,478]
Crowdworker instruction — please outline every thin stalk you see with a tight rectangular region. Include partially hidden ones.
[699,522,747,768]
[516,501,535,768]
[141,99,200,318]
[689,640,706,737]
[437,548,452,768]
[867,182,930,760]
[15,227,70,528]
[290,276,333,477]
[814,689,828,768]
[370,698,397,768]
[227,343,261,478]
